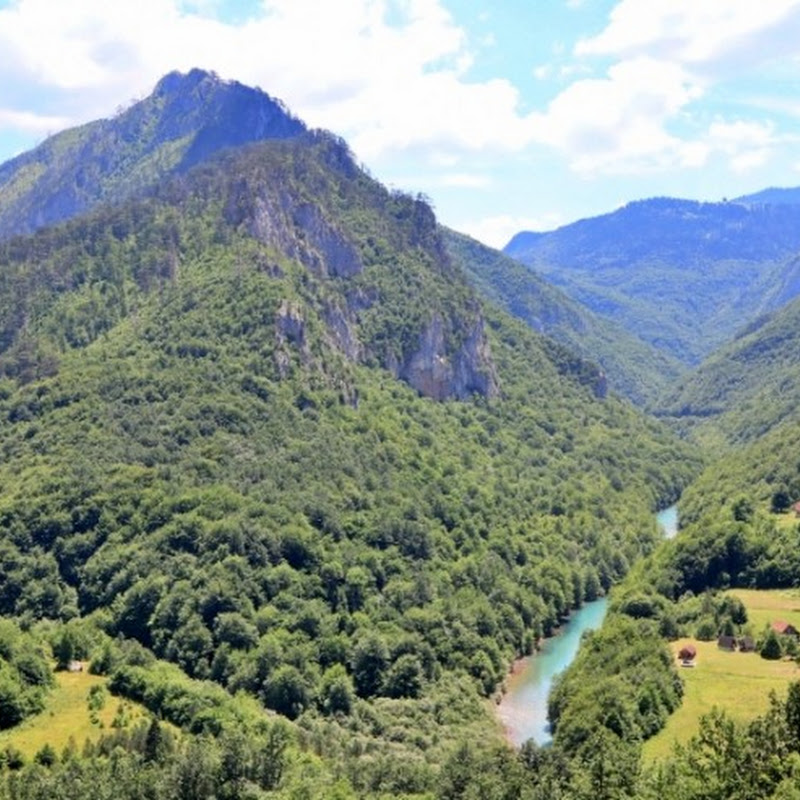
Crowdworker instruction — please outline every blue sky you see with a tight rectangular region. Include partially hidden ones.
[1,0,800,246]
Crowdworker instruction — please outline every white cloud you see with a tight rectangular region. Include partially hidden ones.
[738,95,800,120]
[705,119,782,172]
[437,173,491,188]
[576,1,800,69]
[730,149,770,172]
[527,57,705,174]
[0,108,70,133]
[460,213,564,250]
[0,0,537,163]
[522,1,800,176]
[707,119,776,150]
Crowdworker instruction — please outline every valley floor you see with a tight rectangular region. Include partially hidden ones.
[643,588,800,760]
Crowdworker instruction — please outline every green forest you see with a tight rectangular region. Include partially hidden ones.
[0,120,701,797]
[1,68,800,800]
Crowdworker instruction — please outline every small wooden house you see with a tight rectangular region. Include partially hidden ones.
[772,621,799,637]
[738,635,756,652]
[717,635,737,651]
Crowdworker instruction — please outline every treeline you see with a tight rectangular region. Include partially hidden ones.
[0,717,302,800]
[0,622,52,730]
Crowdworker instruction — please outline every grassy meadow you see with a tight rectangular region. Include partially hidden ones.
[729,587,800,631]
[0,668,146,760]
[643,589,800,761]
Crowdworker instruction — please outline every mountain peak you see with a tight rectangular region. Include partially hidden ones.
[153,67,218,96]
[0,69,305,240]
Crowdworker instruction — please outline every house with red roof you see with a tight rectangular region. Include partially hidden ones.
[772,621,799,637]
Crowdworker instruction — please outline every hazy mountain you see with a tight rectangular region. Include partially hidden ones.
[0,68,305,239]
[505,196,800,365]
[734,186,800,205]
[444,228,684,406]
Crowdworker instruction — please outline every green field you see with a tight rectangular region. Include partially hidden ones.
[0,668,146,760]
[729,588,800,631]
[643,589,800,761]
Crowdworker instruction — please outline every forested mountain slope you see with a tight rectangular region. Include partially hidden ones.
[0,68,304,240]
[525,284,800,800]
[445,229,684,406]
[657,293,800,448]
[0,107,701,794]
[505,197,800,365]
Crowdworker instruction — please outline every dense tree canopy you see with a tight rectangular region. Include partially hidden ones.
[0,125,701,797]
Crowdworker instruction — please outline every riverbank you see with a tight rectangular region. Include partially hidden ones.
[495,597,609,747]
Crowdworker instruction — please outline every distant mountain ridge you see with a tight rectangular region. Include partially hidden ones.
[734,186,800,206]
[505,196,800,364]
[444,228,683,405]
[0,68,305,239]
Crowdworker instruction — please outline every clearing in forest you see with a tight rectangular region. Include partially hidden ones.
[642,588,800,761]
[0,668,146,760]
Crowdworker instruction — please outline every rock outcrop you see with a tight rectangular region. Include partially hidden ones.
[398,315,499,401]
[244,192,363,279]
[274,299,308,377]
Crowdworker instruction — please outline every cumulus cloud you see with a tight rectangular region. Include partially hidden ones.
[527,57,705,174]
[705,119,783,173]
[0,0,534,163]
[526,1,800,175]
[576,0,800,70]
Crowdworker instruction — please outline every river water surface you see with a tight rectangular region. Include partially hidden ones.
[495,597,609,746]
[656,504,679,539]
[497,503,679,746]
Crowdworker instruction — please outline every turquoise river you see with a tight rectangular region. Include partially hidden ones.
[497,503,678,746]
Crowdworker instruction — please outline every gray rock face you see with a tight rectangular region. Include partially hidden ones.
[291,203,363,278]
[594,372,608,399]
[322,302,361,361]
[274,299,308,377]
[275,300,306,348]
[247,185,497,401]
[248,192,363,279]
[399,315,499,401]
